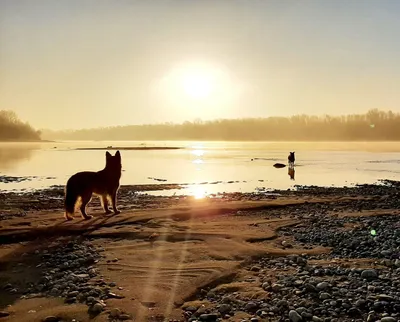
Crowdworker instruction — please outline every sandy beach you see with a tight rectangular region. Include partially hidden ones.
[0,182,399,322]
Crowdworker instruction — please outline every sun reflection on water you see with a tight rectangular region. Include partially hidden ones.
[191,149,204,157]
[191,186,207,199]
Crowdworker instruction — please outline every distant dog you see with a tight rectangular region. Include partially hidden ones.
[288,152,295,167]
[64,151,122,221]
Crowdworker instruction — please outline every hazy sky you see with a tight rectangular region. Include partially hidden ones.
[1,0,400,130]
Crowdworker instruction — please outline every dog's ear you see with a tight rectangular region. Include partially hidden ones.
[106,151,112,161]
[115,150,121,160]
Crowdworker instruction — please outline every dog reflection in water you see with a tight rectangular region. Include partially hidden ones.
[288,167,295,180]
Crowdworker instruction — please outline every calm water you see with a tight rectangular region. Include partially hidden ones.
[1,141,400,196]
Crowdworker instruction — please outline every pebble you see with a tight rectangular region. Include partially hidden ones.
[361,269,378,280]
[218,304,231,314]
[42,317,59,322]
[381,317,397,322]
[289,309,303,322]
[90,303,104,314]
[110,308,121,317]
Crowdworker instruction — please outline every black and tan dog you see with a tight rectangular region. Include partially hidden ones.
[64,151,122,220]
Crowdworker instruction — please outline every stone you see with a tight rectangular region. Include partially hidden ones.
[42,317,59,322]
[0,312,10,318]
[312,316,323,322]
[110,308,121,318]
[361,269,378,280]
[319,293,331,300]
[91,303,104,314]
[316,282,330,291]
[381,318,396,322]
[289,309,303,322]
[245,301,258,311]
[218,304,231,314]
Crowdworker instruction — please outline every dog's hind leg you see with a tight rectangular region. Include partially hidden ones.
[79,192,93,220]
[110,190,121,215]
[101,195,112,214]
[64,186,78,221]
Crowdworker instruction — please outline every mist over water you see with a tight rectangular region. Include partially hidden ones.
[1,141,400,195]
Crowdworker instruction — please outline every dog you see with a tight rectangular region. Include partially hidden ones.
[288,151,295,167]
[64,151,122,221]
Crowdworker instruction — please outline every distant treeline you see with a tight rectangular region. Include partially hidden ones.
[42,109,400,141]
[0,110,41,141]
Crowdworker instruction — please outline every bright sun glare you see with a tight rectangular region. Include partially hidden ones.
[192,186,207,199]
[158,62,229,103]
[182,70,213,99]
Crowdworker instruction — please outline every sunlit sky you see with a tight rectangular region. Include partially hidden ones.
[1,0,400,130]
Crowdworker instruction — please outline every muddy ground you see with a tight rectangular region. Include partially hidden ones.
[0,181,399,322]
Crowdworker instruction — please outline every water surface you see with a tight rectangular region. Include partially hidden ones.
[1,141,400,196]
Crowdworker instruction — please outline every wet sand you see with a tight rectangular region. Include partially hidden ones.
[0,181,399,321]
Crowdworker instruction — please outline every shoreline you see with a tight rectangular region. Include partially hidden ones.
[0,139,54,143]
[75,146,183,151]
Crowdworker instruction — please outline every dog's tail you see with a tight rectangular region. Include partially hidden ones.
[64,183,78,219]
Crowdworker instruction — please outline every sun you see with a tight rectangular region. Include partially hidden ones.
[153,61,242,111]
[167,62,220,101]
[182,70,213,100]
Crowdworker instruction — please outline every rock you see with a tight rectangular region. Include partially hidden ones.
[319,293,331,300]
[42,317,59,322]
[277,300,289,308]
[381,318,396,322]
[218,304,231,314]
[347,307,362,317]
[301,312,313,319]
[67,291,79,297]
[282,240,293,248]
[110,308,121,318]
[289,310,303,322]
[312,316,323,322]
[199,313,218,321]
[361,269,378,280]
[296,307,306,314]
[90,303,104,314]
[65,297,76,304]
[271,283,284,292]
[245,301,258,311]
[184,306,197,312]
[86,296,96,304]
[119,314,131,320]
[377,294,395,301]
[250,266,261,272]
[304,283,317,292]
[108,292,125,299]
[316,282,330,291]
